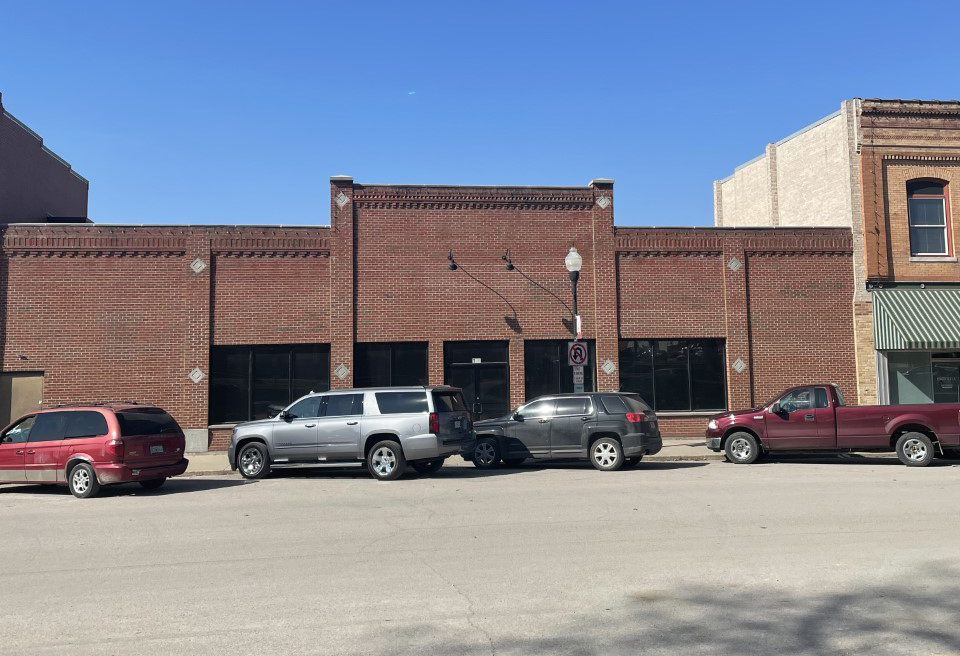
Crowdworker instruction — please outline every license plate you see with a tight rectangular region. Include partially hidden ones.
[150,445,164,455]
[454,420,462,430]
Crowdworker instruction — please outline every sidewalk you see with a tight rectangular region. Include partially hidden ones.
[182,439,721,476]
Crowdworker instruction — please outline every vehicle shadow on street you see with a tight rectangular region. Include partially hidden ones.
[756,454,960,466]
[0,478,251,497]
[394,562,960,656]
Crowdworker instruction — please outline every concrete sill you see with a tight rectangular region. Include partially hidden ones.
[909,256,957,263]
[208,423,240,429]
[656,412,722,418]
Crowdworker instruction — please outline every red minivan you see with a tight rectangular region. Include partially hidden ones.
[0,404,188,498]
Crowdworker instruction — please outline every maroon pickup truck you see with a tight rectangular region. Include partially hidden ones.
[705,384,960,467]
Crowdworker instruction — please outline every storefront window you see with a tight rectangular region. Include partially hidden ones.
[619,339,726,412]
[210,344,330,423]
[886,351,960,405]
[523,340,596,400]
[354,342,428,388]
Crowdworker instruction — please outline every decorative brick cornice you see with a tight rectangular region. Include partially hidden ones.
[210,236,331,257]
[352,186,596,210]
[881,154,960,162]
[861,99,960,118]
[2,230,186,257]
[615,228,852,255]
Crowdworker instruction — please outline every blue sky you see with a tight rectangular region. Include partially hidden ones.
[2,0,958,226]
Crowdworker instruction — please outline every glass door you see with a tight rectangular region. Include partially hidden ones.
[444,341,510,420]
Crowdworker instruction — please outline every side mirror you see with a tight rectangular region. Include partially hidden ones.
[512,412,523,421]
[279,410,292,422]
[770,402,782,415]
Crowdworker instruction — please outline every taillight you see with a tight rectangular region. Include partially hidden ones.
[625,412,645,423]
[429,412,440,434]
[105,438,124,460]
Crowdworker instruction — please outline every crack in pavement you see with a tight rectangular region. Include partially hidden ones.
[422,560,497,656]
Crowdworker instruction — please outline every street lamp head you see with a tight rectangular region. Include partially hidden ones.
[564,246,582,273]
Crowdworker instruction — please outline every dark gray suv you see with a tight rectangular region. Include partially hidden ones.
[470,392,661,471]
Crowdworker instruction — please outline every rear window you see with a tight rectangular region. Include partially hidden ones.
[600,394,650,415]
[432,391,466,413]
[116,409,181,437]
[375,392,429,414]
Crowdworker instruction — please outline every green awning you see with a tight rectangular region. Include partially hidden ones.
[874,289,960,350]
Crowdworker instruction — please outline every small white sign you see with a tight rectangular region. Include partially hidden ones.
[575,314,582,339]
[472,357,482,363]
[602,359,616,375]
[334,364,350,380]
[574,383,585,393]
[567,341,588,366]
[732,358,746,374]
[573,365,584,385]
[188,367,204,383]
[190,258,206,274]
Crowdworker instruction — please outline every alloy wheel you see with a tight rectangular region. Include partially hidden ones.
[372,447,397,476]
[729,437,752,461]
[72,468,90,494]
[902,438,927,462]
[593,442,619,468]
[475,442,497,466]
[240,448,263,477]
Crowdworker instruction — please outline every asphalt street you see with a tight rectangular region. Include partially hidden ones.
[2,456,960,655]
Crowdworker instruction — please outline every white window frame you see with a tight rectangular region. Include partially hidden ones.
[908,189,949,256]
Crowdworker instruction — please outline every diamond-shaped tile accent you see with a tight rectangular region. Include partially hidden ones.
[334,364,350,380]
[596,195,611,209]
[190,258,206,273]
[727,257,742,272]
[732,358,746,374]
[335,191,349,209]
[602,359,616,375]
[188,367,205,383]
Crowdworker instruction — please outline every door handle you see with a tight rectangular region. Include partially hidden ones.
[804,414,815,421]
[581,416,590,422]
[26,450,36,454]
[347,421,358,426]
[16,450,24,456]
[538,419,550,423]
[305,424,317,428]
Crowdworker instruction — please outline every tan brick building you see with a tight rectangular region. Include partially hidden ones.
[715,98,960,406]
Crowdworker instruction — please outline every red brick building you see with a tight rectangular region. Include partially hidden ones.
[0,176,856,450]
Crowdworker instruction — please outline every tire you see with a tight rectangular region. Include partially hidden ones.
[724,432,760,464]
[238,442,271,480]
[590,437,624,471]
[412,459,445,474]
[472,438,501,469]
[623,456,643,469]
[139,478,166,490]
[68,462,101,499]
[501,458,526,468]
[367,440,406,481]
[895,432,935,467]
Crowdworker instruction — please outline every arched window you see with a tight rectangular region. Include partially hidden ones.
[907,180,949,256]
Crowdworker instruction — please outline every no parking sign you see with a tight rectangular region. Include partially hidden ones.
[567,341,588,366]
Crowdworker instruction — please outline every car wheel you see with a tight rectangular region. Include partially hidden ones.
[472,438,501,469]
[68,463,101,499]
[501,457,526,468]
[590,437,623,471]
[412,459,445,474]
[139,478,166,490]
[724,432,760,464]
[368,440,406,481]
[238,442,271,480]
[895,432,935,467]
[623,456,643,469]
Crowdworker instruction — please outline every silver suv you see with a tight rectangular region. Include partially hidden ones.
[228,386,475,481]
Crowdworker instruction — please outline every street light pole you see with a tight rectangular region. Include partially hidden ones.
[564,246,582,337]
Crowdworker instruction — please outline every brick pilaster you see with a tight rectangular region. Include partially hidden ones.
[589,179,620,392]
[722,239,752,409]
[330,176,355,389]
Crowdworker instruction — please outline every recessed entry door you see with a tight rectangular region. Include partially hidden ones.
[0,373,44,428]
[444,341,510,421]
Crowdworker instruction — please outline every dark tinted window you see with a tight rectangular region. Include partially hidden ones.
[63,411,109,439]
[116,409,181,436]
[29,413,67,442]
[432,391,467,413]
[619,339,726,412]
[815,388,829,409]
[324,394,362,417]
[518,399,556,418]
[355,343,428,387]
[601,394,650,415]
[555,397,590,416]
[523,340,596,400]
[209,344,331,423]
[375,392,429,414]
[444,341,508,365]
[287,396,321,420]
[2,415,36,444]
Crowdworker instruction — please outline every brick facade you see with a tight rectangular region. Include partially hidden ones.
[0,180,857,449]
